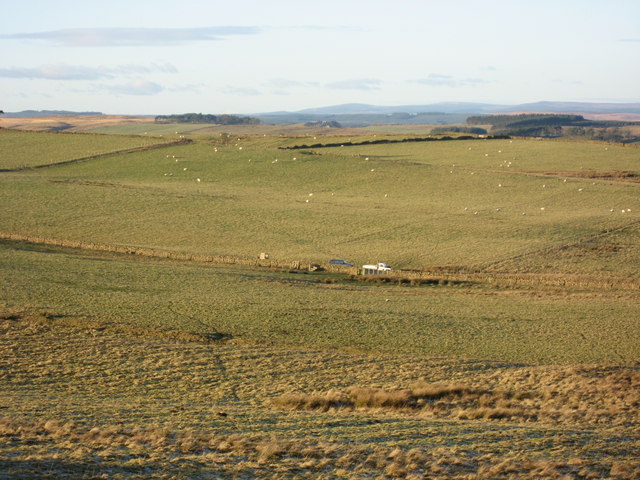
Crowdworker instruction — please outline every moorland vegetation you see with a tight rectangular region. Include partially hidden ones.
[0,122,638,478]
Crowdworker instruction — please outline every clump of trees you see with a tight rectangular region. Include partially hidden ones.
[155,113,260,125]
[431,126,487,135]
[467,114,639,142]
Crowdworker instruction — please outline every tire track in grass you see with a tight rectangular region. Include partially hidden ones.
[167,301,239,402]
[480,218,640,271]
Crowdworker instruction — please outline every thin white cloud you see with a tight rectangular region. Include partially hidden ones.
[113,63,178,74]
[0,26,261,47]
[619,38,640,42]
[326,78,381,90]
[166,83,205,93]
[416,74,456,87]
[102,80,164,96]
[220,86,261,96]
[263,78,319,89]
[0,63,178,80]
[415,74,489,87]
[0,65,108,80]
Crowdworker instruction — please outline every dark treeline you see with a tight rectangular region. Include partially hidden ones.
[280,135,510,150]
[431,126,487,135]
[467,114,640,142]
[155,113,260,125]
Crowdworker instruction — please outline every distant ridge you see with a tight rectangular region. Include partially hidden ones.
[287,101,640,115]
[497,101,640,114]
[253,101,640,126]
[295,102,502,115]
[3,110,103,117]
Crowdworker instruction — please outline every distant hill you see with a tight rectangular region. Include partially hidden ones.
[3,110,103,118]
[257,102,640,126]
[294,102,502,115]
[292,101,640,115]
[497,101,640,114]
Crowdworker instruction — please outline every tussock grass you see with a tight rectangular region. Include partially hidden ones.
[2,416,638,479]
[1,314,639,478]
[273,374,640,425]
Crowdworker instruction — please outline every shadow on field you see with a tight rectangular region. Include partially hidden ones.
[0,458,157,479]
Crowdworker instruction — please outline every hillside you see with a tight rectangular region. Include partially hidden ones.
[1,129,638,479]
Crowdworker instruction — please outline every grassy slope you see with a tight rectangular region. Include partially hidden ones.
[1,130,639,478]
[1,240,638,365]
[1,134,638,274]
[0,129,171,169]
[1,314,638,479]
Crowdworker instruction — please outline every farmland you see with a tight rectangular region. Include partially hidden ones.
[1,125,639,478]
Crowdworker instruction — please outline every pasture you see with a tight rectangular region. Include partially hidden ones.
[0,128,175,170]
[1,132,638,273]
[1,125,639,478]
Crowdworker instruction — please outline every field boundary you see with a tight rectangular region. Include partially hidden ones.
[279,134,511,150]
[0,231,295,268]
[480,218,640,274]
[1,232,638,291]
[0,138,192,172]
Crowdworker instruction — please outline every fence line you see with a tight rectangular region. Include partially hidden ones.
[1,231,637,290]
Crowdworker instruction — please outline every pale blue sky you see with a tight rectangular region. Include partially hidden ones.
[1,0,638,114]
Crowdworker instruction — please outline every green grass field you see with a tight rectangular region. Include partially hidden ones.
[2,239,638,364]
[0,129,173,170]
[1,127,639,478]
[1,133,638,273]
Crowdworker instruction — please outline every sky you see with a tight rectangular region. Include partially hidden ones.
[1,0,639,115]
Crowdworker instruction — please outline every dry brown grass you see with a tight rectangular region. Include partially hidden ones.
[0,114,152,132]
[1,310,639,479]
[273,373,640,425]
[2,416,639,479]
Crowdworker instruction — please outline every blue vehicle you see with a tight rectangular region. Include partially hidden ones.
[328,259,354,266]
